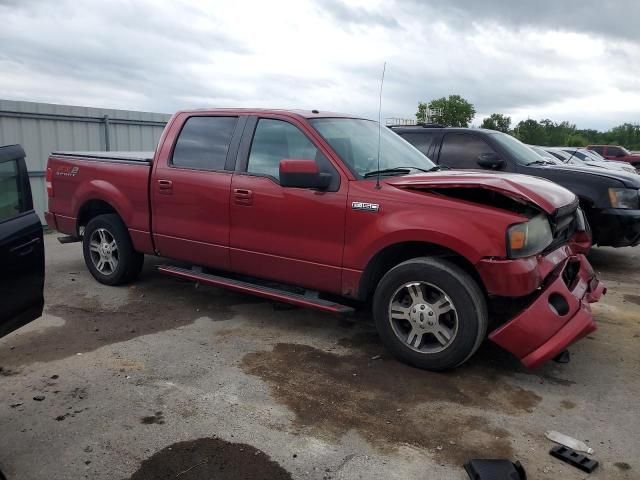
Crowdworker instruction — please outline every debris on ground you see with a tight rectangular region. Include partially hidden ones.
[463,459,527,479]
[549,445,599,473]
[545,430,594,454]
[32,395,45,401]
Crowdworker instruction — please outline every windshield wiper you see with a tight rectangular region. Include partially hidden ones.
[363,166,429,178]
[527,159,554,166]
[428,165,449,171]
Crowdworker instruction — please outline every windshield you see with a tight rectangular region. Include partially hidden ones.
[490,132,547,165]
[309,118,435,177]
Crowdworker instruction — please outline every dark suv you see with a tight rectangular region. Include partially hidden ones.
[392,126,640,248]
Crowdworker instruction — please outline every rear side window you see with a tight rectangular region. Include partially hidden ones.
[438,134,498,169]
[0,159,26,221]
[400,132,437,156]
[590,146,604,154]
[172,116,238,170]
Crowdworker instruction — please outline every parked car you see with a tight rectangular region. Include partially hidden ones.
[0,145,45,338]
[528,145,565,164]
[45,109,604,371]
[587,145,640,168]
[393,126,640,248]
[558,147,637,174]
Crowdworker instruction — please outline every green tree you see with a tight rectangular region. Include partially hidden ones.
[480,113,511,133]
[514,119,547,145]
[424,95,476,127]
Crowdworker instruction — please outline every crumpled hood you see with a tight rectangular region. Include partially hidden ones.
[385,170,576,214]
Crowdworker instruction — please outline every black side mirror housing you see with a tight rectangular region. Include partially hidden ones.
[477,152,505,170]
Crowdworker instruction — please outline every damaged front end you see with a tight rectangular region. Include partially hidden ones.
[486,249,605,368]
[386,171,605,368]
[476,205,604,368]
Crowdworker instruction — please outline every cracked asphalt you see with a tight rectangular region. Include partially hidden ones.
[0,234,638,479]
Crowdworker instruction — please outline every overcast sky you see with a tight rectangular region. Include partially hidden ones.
[1,0,639,130]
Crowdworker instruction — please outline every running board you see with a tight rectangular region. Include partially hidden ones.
[158,265,354,316]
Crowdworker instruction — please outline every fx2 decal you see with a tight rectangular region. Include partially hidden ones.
[56,166,79,177]
[352,201,379,213]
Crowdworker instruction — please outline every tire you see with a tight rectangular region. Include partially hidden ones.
[372,257,487,371]
[82,214,144,285]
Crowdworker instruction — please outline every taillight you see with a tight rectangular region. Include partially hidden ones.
[46,167,53,197]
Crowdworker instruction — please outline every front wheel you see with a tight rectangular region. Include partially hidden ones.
[372,257,487,371]
[83,214,144,285]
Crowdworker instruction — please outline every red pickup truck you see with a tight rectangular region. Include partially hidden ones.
[45,109,604,371]
[587,145,640,168]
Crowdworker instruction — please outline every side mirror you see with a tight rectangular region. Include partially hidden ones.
[279,159,331,190]
[477,152,505,169]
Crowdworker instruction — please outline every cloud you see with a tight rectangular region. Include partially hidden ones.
[315,0,400,29]
[0,0,638,130]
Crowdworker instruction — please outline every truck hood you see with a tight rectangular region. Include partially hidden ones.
[385,170,576,214]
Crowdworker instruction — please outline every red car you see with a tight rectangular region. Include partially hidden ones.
[587,145,640,168]
[45,109,604,371]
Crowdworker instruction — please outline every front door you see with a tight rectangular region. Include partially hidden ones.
[229,116,347,294]
[0,145,44,338]
[151,114,246,270]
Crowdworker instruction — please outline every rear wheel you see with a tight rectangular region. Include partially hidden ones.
[83,214,143,285]
[372,257,487,371]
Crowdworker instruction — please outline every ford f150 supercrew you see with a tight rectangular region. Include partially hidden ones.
[45,109,604,371]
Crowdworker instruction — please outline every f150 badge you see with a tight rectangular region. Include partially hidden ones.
[352,201,379,212]
[56,166,79,177]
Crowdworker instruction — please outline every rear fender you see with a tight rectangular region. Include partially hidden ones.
[72,180,133,230]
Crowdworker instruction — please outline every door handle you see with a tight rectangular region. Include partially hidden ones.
[10,237,41,255]
[234,188,253,205]
[158,179,173,194]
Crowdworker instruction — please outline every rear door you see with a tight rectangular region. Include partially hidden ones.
[0,145,44,338]
[151,114,246,270]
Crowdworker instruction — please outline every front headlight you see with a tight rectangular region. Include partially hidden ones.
[507,214,553,258]
[608,188,640,209]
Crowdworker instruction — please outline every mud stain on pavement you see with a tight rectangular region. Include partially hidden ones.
[561,400,576,409]
[0,272,263,368]
[128,437,292,480]
[623,294,640,306]
[241,341,542,464]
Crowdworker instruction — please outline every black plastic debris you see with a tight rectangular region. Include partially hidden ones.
[549,445,599,473]
[464,459,527,479]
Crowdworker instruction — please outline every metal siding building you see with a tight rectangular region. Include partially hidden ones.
[0,99,170,224]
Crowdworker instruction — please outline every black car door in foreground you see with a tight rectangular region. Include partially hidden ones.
[0,145,44,338]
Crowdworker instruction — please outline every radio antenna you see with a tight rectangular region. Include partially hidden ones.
[375,61,386,190]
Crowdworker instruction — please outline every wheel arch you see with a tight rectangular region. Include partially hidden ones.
[76,199,121,235]
[356,241,487,302]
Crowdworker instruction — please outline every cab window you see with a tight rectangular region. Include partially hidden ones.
[172,116,238,170]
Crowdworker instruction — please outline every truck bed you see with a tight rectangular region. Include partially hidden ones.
[52,151,154,164]
[47,151,153,254]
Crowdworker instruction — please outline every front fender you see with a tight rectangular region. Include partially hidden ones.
[344,203,522,271]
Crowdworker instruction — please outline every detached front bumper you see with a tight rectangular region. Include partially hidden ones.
[485,252,605,369]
